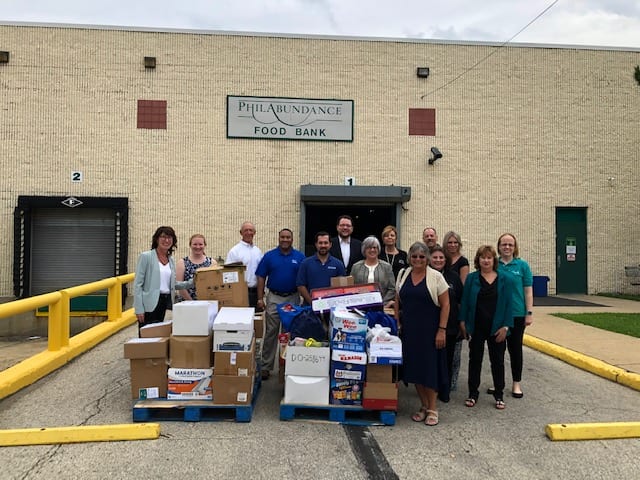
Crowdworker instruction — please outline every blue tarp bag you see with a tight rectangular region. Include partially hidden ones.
[276,302,305,331]
[364,310,398,336]
[288,307,327,341]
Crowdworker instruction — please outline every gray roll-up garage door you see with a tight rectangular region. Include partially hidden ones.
[30,208,115,295]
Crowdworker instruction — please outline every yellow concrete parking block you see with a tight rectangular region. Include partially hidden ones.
[546,422,640,441]
[0,423,160,447]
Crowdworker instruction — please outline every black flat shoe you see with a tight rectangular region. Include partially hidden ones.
[512,391,524,399]
[486,387,495,395]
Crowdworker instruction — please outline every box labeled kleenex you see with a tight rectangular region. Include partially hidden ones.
[329,307,368,352]
[172,300,218,336]
[212,307,255,352]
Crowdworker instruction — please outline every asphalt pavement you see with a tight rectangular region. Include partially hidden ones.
[1,295,639,479]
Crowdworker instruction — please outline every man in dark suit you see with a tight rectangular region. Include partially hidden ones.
[329,215,363,275]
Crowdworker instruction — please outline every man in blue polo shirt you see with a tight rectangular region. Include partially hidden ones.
[256,228,305,380]
[296,231,346,306]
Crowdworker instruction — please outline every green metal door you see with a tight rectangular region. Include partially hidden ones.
[555,207,588,294]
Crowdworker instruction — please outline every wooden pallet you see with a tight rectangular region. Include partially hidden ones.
[279,402,396,426]
[132,380,260,423]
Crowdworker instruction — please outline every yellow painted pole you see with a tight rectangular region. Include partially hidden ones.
[47,295,64,352]
[0,423,160,446]
[546,422,640,441]
[107,277,118,322]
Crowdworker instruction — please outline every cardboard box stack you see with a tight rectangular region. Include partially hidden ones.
[168,302,215,400]
[363,319,402,411]
[211,307,256,405]
[124,337,169,399]
[329,307,368,406]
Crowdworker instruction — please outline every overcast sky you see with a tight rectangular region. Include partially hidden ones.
[3,0,640,48]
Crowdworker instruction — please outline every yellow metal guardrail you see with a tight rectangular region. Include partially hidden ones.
[0,273,136,399]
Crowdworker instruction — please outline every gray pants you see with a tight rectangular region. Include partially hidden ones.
[261,291,300,372]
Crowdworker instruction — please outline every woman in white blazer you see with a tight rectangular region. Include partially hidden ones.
[133,226,192,332]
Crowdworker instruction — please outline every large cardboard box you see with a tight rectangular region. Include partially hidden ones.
[285,346,330,377]
[129,358,168,399]
[169,335,212,368]
[124,337,169,359]
[362,382,398,411]
[172,300,218,336]
[213,375,254,405]
[195,265,249,307]
[167,368,213,400]
[284,375,329,405]
[330,276,354,287]
[366,364,394,383]
[139,321,173,338]
[212,307,255,351]
[214,337,256,376]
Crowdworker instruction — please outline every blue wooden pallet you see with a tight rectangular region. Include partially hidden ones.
[279,402,396,426]
[132,380,260,423]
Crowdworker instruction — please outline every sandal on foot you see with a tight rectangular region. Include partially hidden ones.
[465,398,477,407]
[412,406,428,422]
[425,410,439,426]
[512,391,524,399]
[495,399,506,410]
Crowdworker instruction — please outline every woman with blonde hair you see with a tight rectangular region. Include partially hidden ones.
[378,225,408,279]
[443,230,469,285]
[176,233,217,301]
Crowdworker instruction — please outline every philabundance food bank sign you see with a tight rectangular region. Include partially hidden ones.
[227,96,354,141]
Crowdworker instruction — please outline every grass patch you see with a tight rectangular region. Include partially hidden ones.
[597,292,640,302]
[552,313,640,338]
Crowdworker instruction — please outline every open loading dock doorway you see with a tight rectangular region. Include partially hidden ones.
[299,185,411,256]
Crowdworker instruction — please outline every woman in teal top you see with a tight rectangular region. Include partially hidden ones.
[495,233,534,399]
[459,245,515,409]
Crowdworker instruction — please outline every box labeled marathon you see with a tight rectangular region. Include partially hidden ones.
[285,345,330,377]
[167,368,213,400]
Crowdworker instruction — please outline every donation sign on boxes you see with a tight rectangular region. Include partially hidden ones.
[195,264,249,307]
[284,344,331,405]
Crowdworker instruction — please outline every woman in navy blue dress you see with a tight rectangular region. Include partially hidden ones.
[394,242,450,426]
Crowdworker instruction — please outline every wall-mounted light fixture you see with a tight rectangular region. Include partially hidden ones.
[0,51,9,64]
[416,67,430,78]
[428,147,443,165]
[144,56,156,69]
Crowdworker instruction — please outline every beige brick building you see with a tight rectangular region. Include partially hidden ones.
[1,22,639,299]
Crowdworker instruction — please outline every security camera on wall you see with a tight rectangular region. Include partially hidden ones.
[429,147,442,165]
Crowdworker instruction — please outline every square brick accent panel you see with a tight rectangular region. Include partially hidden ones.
[408,108,435,136]
[137,100,167,129]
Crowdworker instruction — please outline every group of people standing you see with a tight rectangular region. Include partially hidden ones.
[133,221,533,424]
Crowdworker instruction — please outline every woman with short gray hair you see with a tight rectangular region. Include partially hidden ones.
[350,236,396,306]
